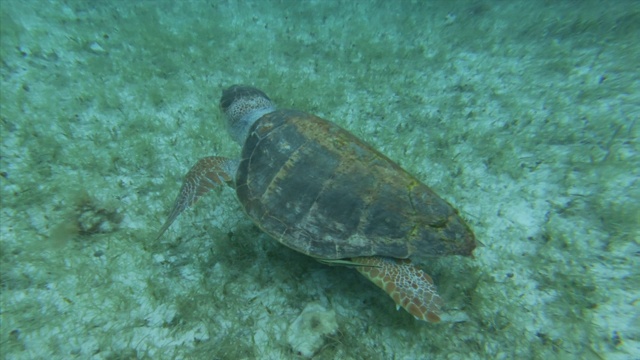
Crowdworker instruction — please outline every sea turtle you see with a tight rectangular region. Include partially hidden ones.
[157,85,476,322]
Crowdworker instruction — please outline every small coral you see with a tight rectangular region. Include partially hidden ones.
[286,302,338,358]
[49,193,123,243]
[76,200,122,235]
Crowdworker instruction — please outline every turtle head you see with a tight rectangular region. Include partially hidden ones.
[220,85,276,144]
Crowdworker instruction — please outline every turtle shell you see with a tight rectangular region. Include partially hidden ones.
[235,109,476,262]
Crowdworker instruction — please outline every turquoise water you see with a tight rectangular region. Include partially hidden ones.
[1,1,638,359]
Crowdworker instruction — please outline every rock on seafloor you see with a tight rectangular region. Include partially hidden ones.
[286,302,339,358]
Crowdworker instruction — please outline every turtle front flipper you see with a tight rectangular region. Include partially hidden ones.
[157,156,238,239]
[352,257,444,323]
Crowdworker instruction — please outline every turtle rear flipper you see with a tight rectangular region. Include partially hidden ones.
[353,257,444,322]
[157,156,238,239]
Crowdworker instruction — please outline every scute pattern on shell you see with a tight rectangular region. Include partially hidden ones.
[235,109,476,262]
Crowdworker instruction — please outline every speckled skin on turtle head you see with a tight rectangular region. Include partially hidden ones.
[158,85,477,323]
[220,86,276,144]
